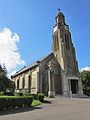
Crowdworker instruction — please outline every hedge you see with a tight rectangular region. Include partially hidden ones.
[0,96,33,111]
[31,93,44,102]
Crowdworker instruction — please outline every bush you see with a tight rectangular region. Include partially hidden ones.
[14,92,20,96]
[31,94,38,100]
[23,93,31,96]
[0,92,4,96]
[4,92,14,96]
[0,96,33,111]
[14,92,23,96]
[38,93,44,102]
[31,93,44,102]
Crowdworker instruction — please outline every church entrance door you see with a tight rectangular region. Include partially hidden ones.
[70,80,78,94]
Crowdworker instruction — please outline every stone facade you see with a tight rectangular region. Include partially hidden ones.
[12,53,62,97]
[52,11,83,97]
[11,11,83,97]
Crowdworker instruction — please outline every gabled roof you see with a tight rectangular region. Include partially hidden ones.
[37,52,53,62]
[11,62,38,78]
[11,53,53,78]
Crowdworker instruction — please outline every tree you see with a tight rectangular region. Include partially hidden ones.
[0,64,15,93]
[2,64,7,77]
[8,80,15,93]
[80,71,90,95]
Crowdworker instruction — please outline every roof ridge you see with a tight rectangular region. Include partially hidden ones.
[12,52,53,77]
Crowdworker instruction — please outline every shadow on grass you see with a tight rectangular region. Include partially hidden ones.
[0,106,42,116]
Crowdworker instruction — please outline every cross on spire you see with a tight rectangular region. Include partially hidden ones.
[58,8,60,12]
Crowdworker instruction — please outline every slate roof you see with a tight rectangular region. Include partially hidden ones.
[12,53,53,77]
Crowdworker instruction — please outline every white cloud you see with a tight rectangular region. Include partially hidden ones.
[0,27,25,74]
[80,67,90,72]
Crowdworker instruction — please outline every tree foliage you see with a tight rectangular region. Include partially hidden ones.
[80,71,90,95]
[0,65,15,92]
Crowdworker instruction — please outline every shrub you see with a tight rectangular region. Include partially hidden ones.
[38,93,44,102]
[31,93,44,102]
[14,92,20,96]
[23,93,31,96]
[14,92,23,96]
[4,92,14,96]
[0,92,5,96]
[0,96,33,111]
[31,94,38,100]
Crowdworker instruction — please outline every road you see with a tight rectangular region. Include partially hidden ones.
[0,96,90,120]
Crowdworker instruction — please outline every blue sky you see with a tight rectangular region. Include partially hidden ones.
[0,0,90,74]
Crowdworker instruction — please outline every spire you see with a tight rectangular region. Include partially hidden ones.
[55,9,65,24]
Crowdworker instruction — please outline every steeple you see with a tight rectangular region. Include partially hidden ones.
[55,9,65,24]
[52,10,79,75]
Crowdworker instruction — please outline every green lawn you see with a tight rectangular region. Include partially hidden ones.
[31,100,41,107]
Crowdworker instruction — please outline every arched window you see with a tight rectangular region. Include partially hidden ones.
[53,34,59,52]
[67,35,70,50]
[56,35,59,50]
[65,33,68,49]
[22,77,25,89]
[28,75,31,92]
[65,34,70,50]
[17,79,19,89]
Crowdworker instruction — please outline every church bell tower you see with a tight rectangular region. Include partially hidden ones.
[52,9,83,97]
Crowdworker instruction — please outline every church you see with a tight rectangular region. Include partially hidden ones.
[11,10,83,97]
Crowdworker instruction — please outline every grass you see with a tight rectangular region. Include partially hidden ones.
[31,100,41,107]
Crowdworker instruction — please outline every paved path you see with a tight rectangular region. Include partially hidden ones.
[0,97,90,120]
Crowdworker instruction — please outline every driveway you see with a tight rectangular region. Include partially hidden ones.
[0,96,90,120]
